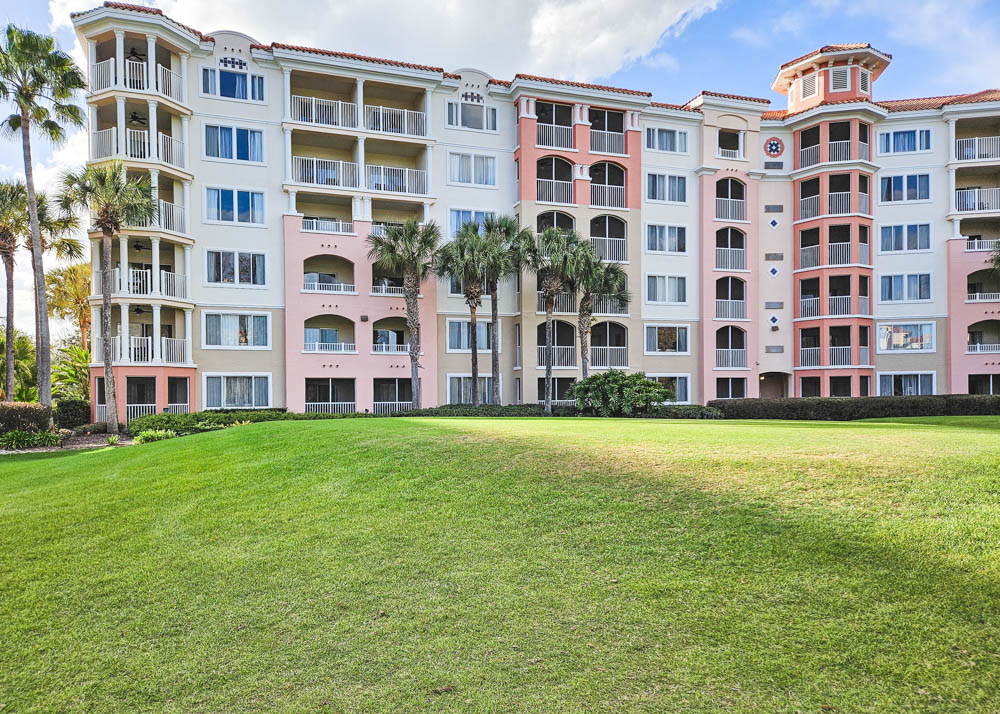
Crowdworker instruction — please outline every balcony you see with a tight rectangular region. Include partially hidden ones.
[157,133,185,169]
[537,123,573,149]
[304,341,356,353]
[859,346,870,365]
[968,343,1000,353]
[365,105,427,137]
[968,291,1000,302]
[94,267,188,299]
[715,299,746,320]
[160,271,188,299]
[374,401,413,414]
[592,294,628,315]
[859,193,870,215]
[828,191,851,215]
[591,237,627,262]
[372,343,409,354]
[799,195,820,220]
[536,345,577,367]
[859,296,870,314]
[371,284,405,297]
[956,136,1000,161]
[715,247,746,270]
[828,242,851,266]
[93,127,116,159]
[302,217,354,234]
[89,58,183,103]
[291,95,358,129]
[292,157,360,188]
[537,178,573,204]
[590,129,625,155]
[303,279,355,294]
[956,188,1000,213]
[715,348,747,369]
[157,65,183,103]
[800,144,820,168]
[306,401,357,414]
[800,347,821,367]
[93,335,189,364]
[366,165,427,195]
[158,200,185,233]
[715,198,746,221]
[161,336,188,363]
[590,346,627,368]
[370,222,403,238]
[590,184,625,209]
[90,58,115,92]
[829,345,852,366]
[828,140,850,162]
[537,291,576,313]
[799,245,820,269]
[800,297,820,318]
[967,237,1000,252]
[828,295,851,315]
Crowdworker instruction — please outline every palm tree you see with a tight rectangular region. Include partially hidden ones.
[0,329,35,401]
[0,25,86,408]
[46,262,91,348]
[52,344,90,400]
[58,162,155,434]
[575,254,630,380]
[482,215,532,406]
[436,223,492,406]
[515,226,588,414]
[366,218,440,409]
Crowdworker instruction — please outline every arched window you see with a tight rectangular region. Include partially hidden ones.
[591,321,627,347]
[537,211,574,233]
[715,325,746,350]
[716,177,745,200]
[537,156,573,203]
[590,215,626,239]
[715,227,745,249]
[590,162,625,187]
[715,276,746,301]
[537,156,573,181]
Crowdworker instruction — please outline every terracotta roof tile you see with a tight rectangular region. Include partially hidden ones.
[261,42,444,73]
[877,89,1000,112]
[511,73,652,97]
[650,101,701,113]
[487,78,512,87]
[761,110,787,120]
[779,43,891,70]
[762,97,883,121]
[686,90,771,106]
[71,2,213,41]
[443,72,461,80]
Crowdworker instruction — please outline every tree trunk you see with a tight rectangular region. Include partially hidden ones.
[80,313,89,351]
[490,280,500,405]
[404,269,421,408]
[469,304,479,406]
[101,231,119,434]
[20,112,53,409]
[3,254,15,401]
[544,303,553,415]
[578,295,591,380]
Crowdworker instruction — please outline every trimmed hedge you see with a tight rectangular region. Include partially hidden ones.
[707,395,1000,421]
[127,409,370,436]
[0,403,52,434]
[0,430,60,449]
[646,405,723,419]
[54,399,90,429]
[391,404,575,417]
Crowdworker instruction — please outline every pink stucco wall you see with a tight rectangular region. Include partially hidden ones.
[946,237,997,394]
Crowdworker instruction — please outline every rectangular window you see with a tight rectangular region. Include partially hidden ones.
[880,224,930,252]
[644,326,689,353]
[202,66,264,102]
[206,125,262,162]
[206,188,264,224]
[878,323,934,352]
[880,174,929,202]
[205,374,270,409]
[668,176,686,202]
[447,375,496,404]
[201,67,216,95]
[878,373,933,396]
[645,127,688,153]
[647,174,685,202]
[650,375,690,403]
[204,313,269,348]
[448,152,496,186]
[448,209,494,238]
[446,320,494,351]
[880,273,931,301]
[646,276,686,304]
[646,225,686,253]
[446,101,497,131]
[878,130,931,154]
[207,250,264,285]
[716,377,746,399]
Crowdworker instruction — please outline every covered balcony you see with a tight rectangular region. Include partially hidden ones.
[589,109,625,154]
[715,276,746,320]
[590,321,628,369]
[536,101,574,149]
[717,128,744,160]
[371,269,405,297]
[537,290,577,314]
[716,227,746,270]
[91,303,191,365]
[87,30,186,103]
[373,378,414,414]
[828,173,851,216]
[365,137,429,195]
[590,162,626,209]
[537,377,577,407]
[291,132,360,188]
[799,278,820,318]
[303,255,356,294]
[590,215,627,261]
[799,327,820,367]
[828,224,851,266]
[968,320,1000,353]
[715,178,746,221]
[715,326,747,369]
[828,326,852,366]
[536,321,577,367]
[828,275,852,316]
[91,235,190,300]
[95,374,190,425]
[799,177,820,220]
[537,156,574,204]
[303,315,356,353]
[90,98,186,169]
[967,269,1000,302]
[799,125,820,168]
[305,377,356,414]
[372,318,410,354]
[955,116,1000,162]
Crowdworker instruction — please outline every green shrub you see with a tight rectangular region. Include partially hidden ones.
[0,430,60,449]
[127,409,370,436]
[646,405,724,419]
[106,434,119,446]
[134,429,177,444]
[0,402,52,434]
[706,395,1000,421]
[54,399,90,429]
[568,371,671,417]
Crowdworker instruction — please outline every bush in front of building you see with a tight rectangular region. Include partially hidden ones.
[127,409,371,436]
[0,402,52,434]
[391,404,572,417]
[707,395,1000,421]
[568,371,672,417]
[54,399,91,429]
[0,430,61,450]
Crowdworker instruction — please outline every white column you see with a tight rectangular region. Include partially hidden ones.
[424,88,433,131]
[149,169,159,228]
[89,104,97,157]
[91,306,100,356]
[355,79,365,128]
[88,39,97,68]
[351,196,363,222]
[363,196,372,221]
[91,239,100,286]
[119,235,129,293]
[146,34,156,93]
[948,118,956,162]
[183,244,191,281]
[180,115,189,169]
[356,137,366,182]
[423,202,431,222]
[147,99,158,161]
[953,217,962,240]
[150,236,161,295]
[949,167,956,213]
[152,304,162,362]
[283,69,292,121]
[114,30,125,88]
[284,128,292,182]
[120,302,130,363]
[179,53,189,104]
[182,181,190,234]
[183,308,193,364]
[287,189,297,214]
[424,145,433,194]
[116,97,126,157]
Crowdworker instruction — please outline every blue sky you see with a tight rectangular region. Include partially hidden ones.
[1,0,999,337]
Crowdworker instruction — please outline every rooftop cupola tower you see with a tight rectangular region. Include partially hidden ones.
[772,44,891,114]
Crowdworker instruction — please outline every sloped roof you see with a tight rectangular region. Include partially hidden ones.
[256,42,444,73]
[779,43,891,70]
[70,1,213,41]
[507,73,652,97]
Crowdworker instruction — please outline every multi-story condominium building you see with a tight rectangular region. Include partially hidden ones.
[71,4,1000,420]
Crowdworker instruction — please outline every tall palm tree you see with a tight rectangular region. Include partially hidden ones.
[436,223,491,406]
[482,215,532,406]
[0,25,86,408]
[515,226,588,414]
[575,254,630,380]
[58,162,155,434]
[366,218,440,409]
[46,262,91,349]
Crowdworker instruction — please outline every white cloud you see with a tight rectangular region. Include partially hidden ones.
[642,52,680,72]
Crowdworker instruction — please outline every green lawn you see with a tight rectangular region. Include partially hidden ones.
[2,417,1000,712]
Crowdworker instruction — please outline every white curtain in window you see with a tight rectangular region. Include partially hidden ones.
[225,376,253,407]
[205,376,222,408]
[253,376,269,406]
[249,130,263,162]
[474,155,495,185]
[220,314,239,346]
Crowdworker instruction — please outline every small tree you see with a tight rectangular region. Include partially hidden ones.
[568,370,671,417]
[575,254,630,380]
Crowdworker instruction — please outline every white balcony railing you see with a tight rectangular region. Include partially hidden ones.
[161,270,188,299]
[366,164,427,195]
[302,217,353,234]
[828,140,850,162]
[591,183,625,208]
[158,200,185,233]
[968,292,1000,302]
[90,58,114,92]
[91,269,117,296]
[800,297,820,317]
[96,404,107,422]
[590,345,628,368]
[94,335,121,363]
[537,291,576,313]
[158,132,184,168]
[966,238,1000,252]
[304,280,355,293]
[537,123,573,149]
[157,64,183,102]
[715,197,746,221]
[828,295,852,315]
[537,345,577,367]
[956,136,1000,161]
[799,245,820,269]
[364,104,426,137]
[968,343,1000,353]
[715,299,746,320]
[537,178,573,204]
[799,347,821,367]
[715,348,746,369]
[829,345,853,366]
[828,242,851,266]
[306,401,357,414]
[800,144,820,168]
[859,296,871,315]
[717,147,742,160]
[165,403,189,414]
[956,188,1000,213]
[304,342,356,353]
[293,157,360,188]
[130,336,152,363]
[715,247,745,270]
[374,401,413,415]
[161,337,187,363]
[799,195,820,220]
[591,236,627,262]
[372,343,410,354]
[828,191,851,215]
[126,403,156,423]
[93,127,116,159]
[128,267,151,295]
[125,128,149,160]
[291,95,359,128]
[590,129,625,154]
[370,222,403,238]
[124,59,147,90]
[370,284,405,296]
[592,294,628,315]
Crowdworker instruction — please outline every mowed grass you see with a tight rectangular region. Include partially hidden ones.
[2,417,1000,712]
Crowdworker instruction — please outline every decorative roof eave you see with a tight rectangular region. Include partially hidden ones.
[500,75,652,109]
[645,102,703,119]
[70,2,209,50]
[761,99,889,125]
[686,91,771,113]
[770,45,891,92]
[256,44,447,85]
